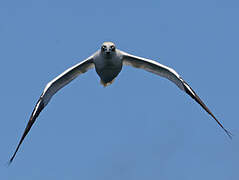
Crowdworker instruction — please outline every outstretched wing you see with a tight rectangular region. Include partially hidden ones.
[121,51,231,139]
[9,56,95,163]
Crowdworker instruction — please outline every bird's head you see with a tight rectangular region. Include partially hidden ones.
[101,42,116,56]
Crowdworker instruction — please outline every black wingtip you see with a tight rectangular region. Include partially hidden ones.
[9,152,16,165]
[9,97,45,164]
[8,140,22,165]
[8,159,13,166]
[181,79,232,139]
[6,154,15,166]
[225,129,233,140]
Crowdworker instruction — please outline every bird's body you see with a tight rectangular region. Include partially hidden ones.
[93,42,123,86]
[9,41,231,164]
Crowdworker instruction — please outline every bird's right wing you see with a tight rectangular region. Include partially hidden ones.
[9,56,95,163]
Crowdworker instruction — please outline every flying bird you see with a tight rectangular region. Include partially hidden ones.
[9,41,231,163]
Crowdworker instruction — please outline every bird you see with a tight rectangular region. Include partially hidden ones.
[9,41,231,163]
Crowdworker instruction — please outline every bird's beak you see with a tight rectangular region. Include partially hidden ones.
[106,49,111,54]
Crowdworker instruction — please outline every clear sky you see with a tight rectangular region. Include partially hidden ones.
[1,0,239,179]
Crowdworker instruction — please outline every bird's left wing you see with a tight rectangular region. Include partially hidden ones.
[120,51,231,138]
[9,56,95,163]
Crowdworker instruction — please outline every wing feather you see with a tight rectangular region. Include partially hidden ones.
[9,56,94,163]
[121,51,231,138]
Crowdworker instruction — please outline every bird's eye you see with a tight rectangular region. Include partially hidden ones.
[110,45,115,51]
[101,45,106,51]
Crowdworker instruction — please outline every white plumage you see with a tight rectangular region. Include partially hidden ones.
[9,41,231,164]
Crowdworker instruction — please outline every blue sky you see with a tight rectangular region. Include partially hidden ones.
[1,0,239,179]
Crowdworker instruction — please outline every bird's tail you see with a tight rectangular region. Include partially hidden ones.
[100,79,115,87]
